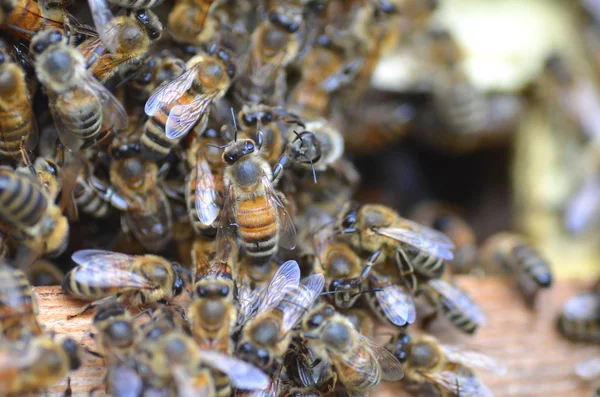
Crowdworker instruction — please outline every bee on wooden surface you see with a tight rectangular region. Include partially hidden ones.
[62,249,185,316]
[419,278,487,335]
[410,202,477,274]
[237,261,324,374]
[0,166,69,256]
[337,203,454,279]
[82,0,163,82]
[30,28,128,151]
[143,44,236,160]
[26,258,64,286]
[218,135,296,267]
[302,303,404,395]
[185,125,227,237]
[388,332,505,397]
[480,232,553,306]
[558,290,600,342]
[168,0,220,45]
[0,42,38,162]
[109,155,173,252]
[0,334,82,395]
[235,3,304,105]
[0,262,42,340]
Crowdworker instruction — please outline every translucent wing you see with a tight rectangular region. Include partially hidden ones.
[262,174,296,249]
[199,350,270,390]
[80,71,128,131]
[281,274,325,333]
[215,184,236,265]
[576,357,600,380]
[87,0,119,52]
[441,345,507,375]
[427,279,487,326]
[193,151,219,226]
[255,260,301,315]
[562,292,600,320]
[320,59,363,92]
[165,93,216,139]
[356,332,404,381]
[236,279,260,325]
[372,282,416,327]
[70,250,152,289]
[144,65,198,117]
[422,370,493,397]
[71,249,132,268]
[376,219,454,260]
[108,363,144,397]
[48,99,84,151]
[564,177,600,235]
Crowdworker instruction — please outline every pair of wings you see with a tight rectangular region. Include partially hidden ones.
[426,279,488,326]
[368,270,416,327]
[144,62,217,140]
[374,217,455,260]
[70,249,156,290]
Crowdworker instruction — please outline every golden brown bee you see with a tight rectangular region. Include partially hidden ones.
[91,302,136,360]
[61,249,185,315]
[167,0,220,45]
[337,203,454,279]
[0,262,42,339]
[387,332,505,397]
[143,44,236,160]
[0,167,69,256]
[410,202,477,274]
[218,136,297,267]
[235,3,304,105]
[109,156,173,252]
[419,278,487,335]
[558,291,600,342]
[0,0,70,40]
[185,125,226,236]
[237,261,324,373]
[302,303,404,395]
[480,232,553,305]
[0,43,37,162]
[82,1,163,82]
[31,28,128,151]
[0,333,82,395]
[26,258,64,286]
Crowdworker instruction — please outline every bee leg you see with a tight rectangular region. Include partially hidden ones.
[272,153,288,184]
[396,247,417,293]
[360,249,382,281]
[63,377,72,397]
[85,347,103,359]
[67,296,115,319]
[421,308,439,330]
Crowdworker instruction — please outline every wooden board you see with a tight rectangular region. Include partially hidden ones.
[36,277,600,397]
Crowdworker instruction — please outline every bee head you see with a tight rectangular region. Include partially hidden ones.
[222,139,256,165]
[61,338,82,371]
[30,28,65,56]
[207,44,236,78]
[133,9,163,40]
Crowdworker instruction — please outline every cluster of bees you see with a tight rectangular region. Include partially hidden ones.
[0,0,562,396]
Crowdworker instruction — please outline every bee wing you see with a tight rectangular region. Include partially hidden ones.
[199,350,270,390]
[215,184,236,265]
[172,366,214,397]
[144,65,197,117]
[70,250,153,289]
[261,174,296,249]
[108,363,144,397]
[48,100,84,151]
[194,152,220,226]
[236,279,260,325]
[376,220,455,260]
[564,177,600,235]
[441,345,507,375]
[71,249,132,268]
[371,279,416,327]
[422,370,493,397]
[166,93,216,140]
[575,357,600,380]
[87,0,119,52]
[80,72,128,131]
[281,274,325,333]
[355,332,404,381]
[255,260,301,315]
[563,292,600,320]
[427,279,487,326]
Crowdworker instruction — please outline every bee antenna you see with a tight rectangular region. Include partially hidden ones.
[4,25,36,37]
[230,107,238,142]
[286,119,306,128]
[293,130,304,147]
[302,153,318,184]
[116,66,143,88]
[206,143,229,150]
[350,288,383,298]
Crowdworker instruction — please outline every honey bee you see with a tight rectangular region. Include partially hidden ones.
[0,334,82,395]
[143,44,236,160]
[62,249,185,316]
[480,232,553,305]
[419,278,487,335]
[26,258,64,286]
[0,0,71,40]
[0,262,42,340]
[91,302,136,359]
[235,3,304,105]
[558,290,600,342]
[365,265,417,328]
[0,166,69,256]
[218,136,297,267]
[30,28,128,151]
[83,0,163,82]
[302,303,404,395]
[0,43,38,162]
[337,203,454,279]
[410,202,477,274]
[289,119,344,173]
[109,156,173,252]
[388,332,505,397]
[237,261,325,373]
[168,0,220,45]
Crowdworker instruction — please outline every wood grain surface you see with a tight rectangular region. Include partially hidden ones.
[36,277,600,397]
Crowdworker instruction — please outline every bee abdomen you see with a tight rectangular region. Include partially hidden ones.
[439,296,480,334]
[142,107,181,160]
[74,182,109,218]
[60,104,102,140]
[62,267,114,300]
[406,248,445,279]
[5,0,44,31]
[110,0,162,7]
[212,371,231,397]
[513,245,552,287]
[237,197,278,263]
[0,107,34,158]
[558,315,600,342]
[0,171,47,228]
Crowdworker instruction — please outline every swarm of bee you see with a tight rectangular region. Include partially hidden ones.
[0,0,565,396]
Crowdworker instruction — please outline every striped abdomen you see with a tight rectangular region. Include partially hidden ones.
[558,315,600,342]
[109,0,163,8]
[435,79,487,134]
[61,265,130,300]
[0,170,47,231]
[511,244,552,287]
[72,176,110,218]
[0,266,41,338]
[402,246,445,279]
[558,292,600,342]
[55,90,102,140]
[335,345,379,392]
[236,195,278,265]
[0,69,36,159]
[123,190,172,252]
